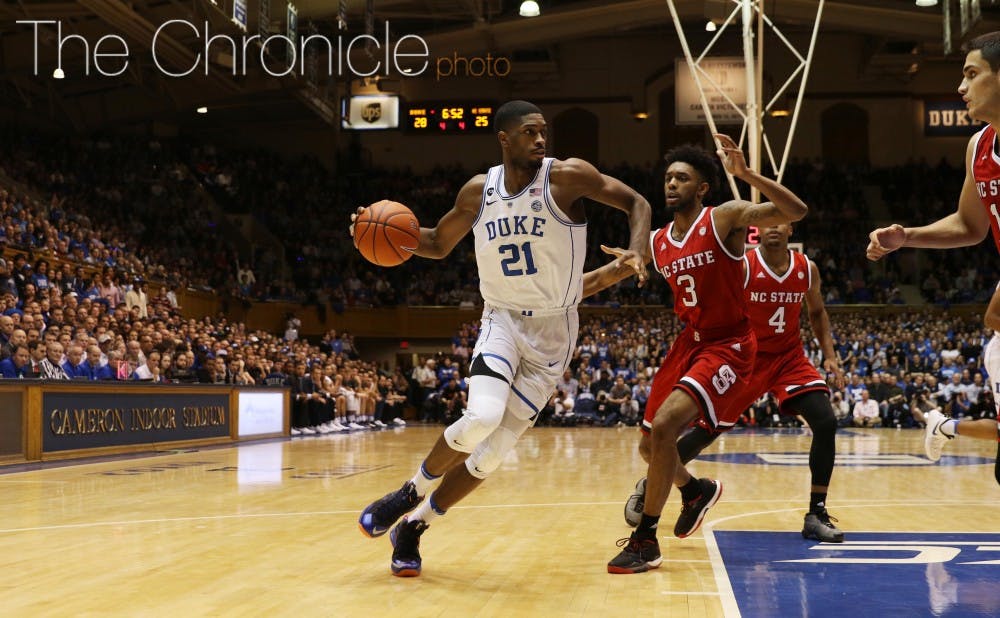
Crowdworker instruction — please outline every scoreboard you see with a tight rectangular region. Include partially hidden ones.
[405,102,494,134]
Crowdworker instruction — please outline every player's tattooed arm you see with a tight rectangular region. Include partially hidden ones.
[711,133,808,236]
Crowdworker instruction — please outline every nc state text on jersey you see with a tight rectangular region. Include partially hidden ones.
[749,291,806,303]
[658,250,716,279]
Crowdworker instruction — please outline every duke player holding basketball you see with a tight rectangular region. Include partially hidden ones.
[604,136,808,574]
[622,223,847,544]
[354,100,652,577]
[868,32,1000,484]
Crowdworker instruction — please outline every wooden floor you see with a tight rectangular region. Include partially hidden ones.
[1,425,998,617]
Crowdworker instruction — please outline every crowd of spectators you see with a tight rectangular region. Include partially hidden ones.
[0,246,423,434]
[398,306,996,433]
[0,246,988,436]
[0,127,992,311]
[0,128,996,437]
[190,142,994,308]
[0,128,246,294]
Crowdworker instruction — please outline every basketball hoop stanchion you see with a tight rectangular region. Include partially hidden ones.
[663,0,825,200]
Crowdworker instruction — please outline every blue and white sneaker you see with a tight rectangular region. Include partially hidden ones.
[358,481,421,538]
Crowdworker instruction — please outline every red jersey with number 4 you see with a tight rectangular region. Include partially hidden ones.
[745,247,811,354]
[650,207,750,338]
[971,125,1000,253]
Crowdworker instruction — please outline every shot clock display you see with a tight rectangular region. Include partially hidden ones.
[745,226,804,253]
[405,102,494,134]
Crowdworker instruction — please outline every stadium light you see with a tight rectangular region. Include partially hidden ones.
[52,68,65,79]
[520,1,540,17]
[196,107,208,114]
[914,0,937,6]
[705,20,717,32]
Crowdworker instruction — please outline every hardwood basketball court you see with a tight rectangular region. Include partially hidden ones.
[1,425,997,616]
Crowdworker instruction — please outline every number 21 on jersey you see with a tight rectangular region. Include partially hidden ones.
[499,242,537,276]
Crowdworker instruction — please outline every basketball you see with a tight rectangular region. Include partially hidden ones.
[353,200,420,267]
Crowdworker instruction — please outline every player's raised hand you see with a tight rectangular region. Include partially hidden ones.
[866,224,906,261]
[348,206,366,239]
[713,134,748,178]
[600,244,648,287]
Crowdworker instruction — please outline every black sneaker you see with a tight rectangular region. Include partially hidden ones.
[607,532,662,574]
[802,509,845,543]
[673,478,723,538]
[390,517,429,577]
[358,481,421,538]
[624,477,646,527]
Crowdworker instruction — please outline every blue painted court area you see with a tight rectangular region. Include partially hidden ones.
[697,452,994,466]
[713,531,1000,617]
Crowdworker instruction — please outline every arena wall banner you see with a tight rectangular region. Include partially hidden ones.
[42,390,231,452]
[233,0,247,31]
[675,57,747,126]
[923,98,983,137]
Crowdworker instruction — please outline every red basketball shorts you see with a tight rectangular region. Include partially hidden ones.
[738,346,830,414]
[641,328,757,435]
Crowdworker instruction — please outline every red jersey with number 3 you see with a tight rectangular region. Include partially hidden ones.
[971,125,1000,253]
[650,207,750,338]
[745,247,811,354]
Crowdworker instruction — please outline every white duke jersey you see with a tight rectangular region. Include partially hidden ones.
[473,157,587,313]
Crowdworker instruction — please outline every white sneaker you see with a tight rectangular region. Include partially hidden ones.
[316,424,333,434]
[300,426,316,435]
[624,477,646,527]
[924,409,952,462]
[330,421,346,431]
[348,422,365,430]
[374,420,387,428]
[290,427,302,436]
[392,417,406,426]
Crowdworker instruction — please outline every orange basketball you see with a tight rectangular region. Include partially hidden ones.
[353,200,420,267]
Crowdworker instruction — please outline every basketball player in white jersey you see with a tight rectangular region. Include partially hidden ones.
[868,32,1000,483]
[354,100,652,577]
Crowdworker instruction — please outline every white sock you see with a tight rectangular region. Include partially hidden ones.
[409,492,446,524]
[410,462,443,497]
[942,419,958,437]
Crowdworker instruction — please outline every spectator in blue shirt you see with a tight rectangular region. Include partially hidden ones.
[61,344,85,378]
[78,345,113,380]
[613,358,635,382]
[31,259,50,292]
[0,344,30,378]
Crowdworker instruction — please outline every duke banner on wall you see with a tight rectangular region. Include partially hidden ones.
[924,98,983,137]
[43,391,230,451]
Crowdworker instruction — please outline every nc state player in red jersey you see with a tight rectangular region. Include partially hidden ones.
[606,135,808,574]
[622,224,847,544]
[868,32,1000,483]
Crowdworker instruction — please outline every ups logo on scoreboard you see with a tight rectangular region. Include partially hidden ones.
[362,103,382,123]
